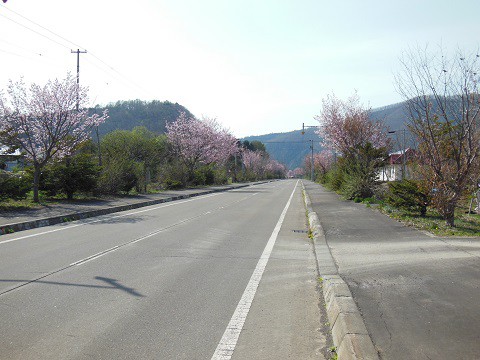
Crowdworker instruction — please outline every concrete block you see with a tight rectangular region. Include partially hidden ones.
[332,312,369,347]
[324,281,353,304]
[337,334,379,360]
[326,296,358,326]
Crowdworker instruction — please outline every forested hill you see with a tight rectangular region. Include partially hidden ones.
[91,100,193,136]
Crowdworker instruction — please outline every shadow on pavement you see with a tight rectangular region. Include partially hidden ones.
[0,276,145,297]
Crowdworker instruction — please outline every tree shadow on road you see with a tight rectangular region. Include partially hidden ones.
[0,276,145,297]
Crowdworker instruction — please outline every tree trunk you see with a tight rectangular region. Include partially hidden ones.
[95,126,102,167]
[477,189,480,215]
[33,163,41,203]
[444,202,456,227]
[65,156,74,200]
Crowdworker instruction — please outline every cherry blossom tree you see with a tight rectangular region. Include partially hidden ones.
[0,74,108,202]
[242,149,266,180]
[315,92,390,199]
[304,150,334,179]
[166,112,238,183]
[265,159,286,179]
[242,149,286,180]
[286,168,304,179]
[315,92,390,156]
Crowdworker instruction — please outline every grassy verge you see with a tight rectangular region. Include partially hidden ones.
[0,198,42,211]
[376,202,480,237]
[0,191,101,211]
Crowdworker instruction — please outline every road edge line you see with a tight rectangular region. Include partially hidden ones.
[301,181,379,360]
[211,180,298,360]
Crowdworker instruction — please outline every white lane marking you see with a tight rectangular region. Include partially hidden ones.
[0,193,222,245]
[71,192,261,267]
[0,188,268,296]
[69,245,120,266]
[211,180,298,360]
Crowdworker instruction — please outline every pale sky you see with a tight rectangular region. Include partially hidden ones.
[1,0,479,137]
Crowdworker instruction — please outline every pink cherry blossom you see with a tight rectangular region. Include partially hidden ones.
[166,112,238,178]
[0,73,108,202]
[315,92,390,157]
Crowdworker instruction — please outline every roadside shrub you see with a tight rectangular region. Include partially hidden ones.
[41,154,100,199]
[0,170,31,199]
[386,180,429,216]
[193,165,216,186]
[163,178,183,190]
[341,169,376,200]
[322,165,344,191]
[213,167,228,185]
[97,160,139,194]
[157,160,187,188]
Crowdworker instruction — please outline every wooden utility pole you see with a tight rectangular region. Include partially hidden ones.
[302,122,318,182]
[71,49,87,111]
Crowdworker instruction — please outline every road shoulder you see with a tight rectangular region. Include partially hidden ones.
[232,182,330,359]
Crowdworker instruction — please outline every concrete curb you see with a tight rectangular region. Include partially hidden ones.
[0,183,253,236]
[301,181,379,360]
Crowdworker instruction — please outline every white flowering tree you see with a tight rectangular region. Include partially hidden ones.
[0,74,108,202]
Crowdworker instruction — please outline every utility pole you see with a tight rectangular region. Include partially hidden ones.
[71,49,87,111]
[310,139,314,182]
[301,122,318,182]
[70,49,102,166]
[388,129,407,180]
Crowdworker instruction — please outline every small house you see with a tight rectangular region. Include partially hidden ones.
[0,146,23,171]
[378,148,415,182]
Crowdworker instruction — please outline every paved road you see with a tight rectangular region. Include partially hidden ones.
[0,180,328,359]
[304,181,480,360]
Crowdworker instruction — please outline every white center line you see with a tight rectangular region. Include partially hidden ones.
[0,193,221,245]
[211,180,298,360]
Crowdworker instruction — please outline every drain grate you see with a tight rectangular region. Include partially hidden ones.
[292,229,308,233]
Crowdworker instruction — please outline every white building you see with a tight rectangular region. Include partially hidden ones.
[378,148,414,182]
[0,146,23,171]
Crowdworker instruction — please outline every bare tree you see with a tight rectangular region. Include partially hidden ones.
[395,46,480,226]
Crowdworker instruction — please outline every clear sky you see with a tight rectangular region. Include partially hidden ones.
[1,0,479,137]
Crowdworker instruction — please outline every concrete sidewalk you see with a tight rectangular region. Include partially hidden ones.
[0,183,254,235]
[303,181,480,360]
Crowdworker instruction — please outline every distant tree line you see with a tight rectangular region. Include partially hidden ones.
[0,75,286,203]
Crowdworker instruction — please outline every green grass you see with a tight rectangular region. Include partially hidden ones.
[328,346,338,360]
[0,191,99,211]
[377,203,480,237]
[0,198,42,211]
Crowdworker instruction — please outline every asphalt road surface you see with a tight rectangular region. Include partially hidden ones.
[0,180,327,360]
[304,181,480,360]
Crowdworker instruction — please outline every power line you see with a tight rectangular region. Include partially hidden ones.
[0,12,71,50]
[1,4,83,50]
[1,4,157,101]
